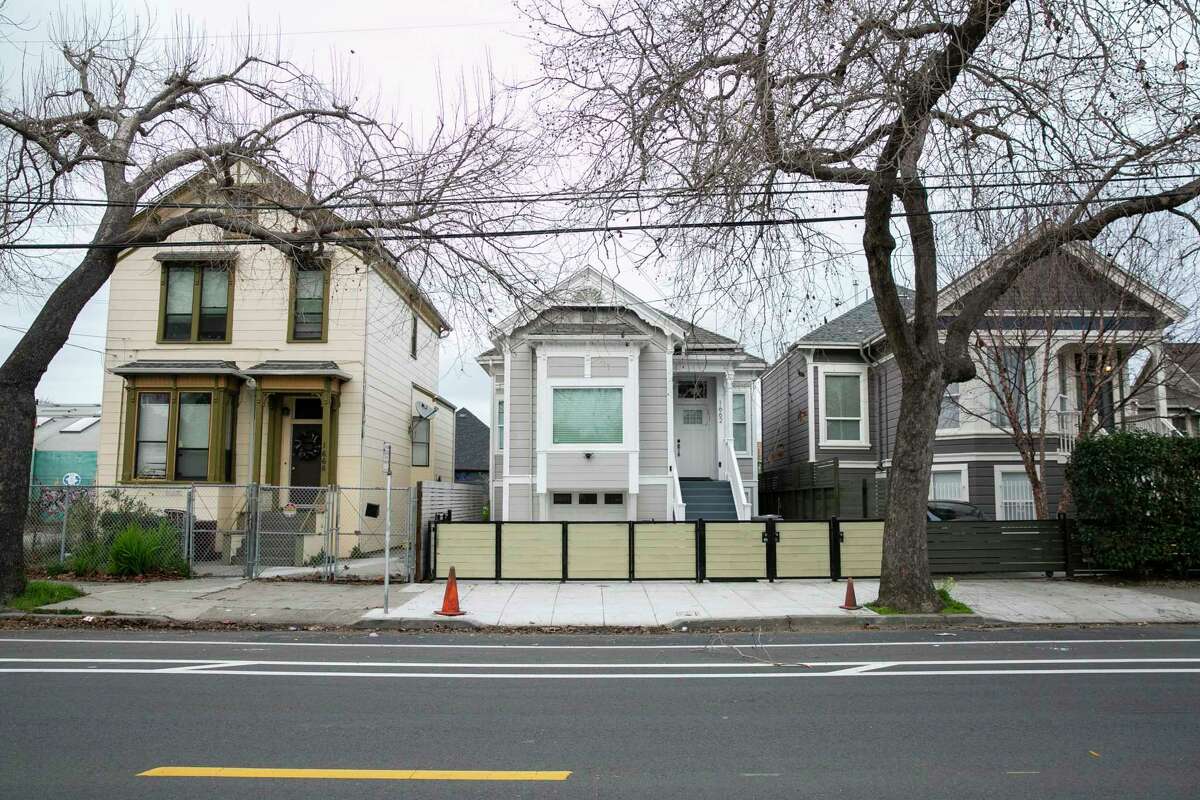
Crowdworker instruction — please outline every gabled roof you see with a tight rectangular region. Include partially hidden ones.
[794,288,916,346]
[454,408,491,472]
[125,158,451,334]
[1136,343,1200,412]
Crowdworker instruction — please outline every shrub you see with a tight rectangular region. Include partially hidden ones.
[68,540,109,576]
[1067,431,1200,576]
[106,523,189,577]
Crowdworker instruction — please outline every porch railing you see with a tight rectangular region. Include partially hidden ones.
[720,436,751,520]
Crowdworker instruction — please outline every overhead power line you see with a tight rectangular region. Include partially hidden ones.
[2,191,1195,252]
[18,169,1200,215]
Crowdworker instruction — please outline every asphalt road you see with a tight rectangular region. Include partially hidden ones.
[2,626,1199,799]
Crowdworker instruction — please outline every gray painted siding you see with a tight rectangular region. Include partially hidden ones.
[547,356,585,378]
[639,344,668,475]
[639,483,669,520]
[966,460,1067,519]
[761,352,808,470]
[507,344,535,474]
[492,487,503,519]
[592,356,628,377]
[545,452,628,490]
[737,456,754,485]
[507,483,533,519]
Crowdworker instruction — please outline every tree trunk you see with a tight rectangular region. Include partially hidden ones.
[876,367,944,613]
[0,389,36,602]
[0,245,123,603]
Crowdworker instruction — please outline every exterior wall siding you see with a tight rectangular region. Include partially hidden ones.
[544,452,629,490]
[638,343,669,475]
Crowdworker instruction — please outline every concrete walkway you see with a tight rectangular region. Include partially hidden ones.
[24,576,1200,628]
[367,578,1200,628]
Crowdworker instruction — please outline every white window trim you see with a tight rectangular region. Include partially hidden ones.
[495,398,505,451]
[993,464,1039,521]
[817,363,870,448]
[935,382,961,434]
[732,389,751,456]
[928,463,969,502]
[548,385,628,450]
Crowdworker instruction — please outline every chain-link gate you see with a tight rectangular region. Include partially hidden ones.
[329,486,413,581]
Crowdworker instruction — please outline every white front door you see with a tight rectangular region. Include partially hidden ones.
[675,401,716,478]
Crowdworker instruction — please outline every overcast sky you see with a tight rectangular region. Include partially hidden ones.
[0,0,874,421]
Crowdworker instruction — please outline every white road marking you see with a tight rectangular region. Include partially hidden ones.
[1,667,1199,679]
[830,662,898,674]
[2,636,1198,651]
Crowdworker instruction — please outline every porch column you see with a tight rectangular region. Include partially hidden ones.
[319,382,333,487]
[1151,342,1169,422]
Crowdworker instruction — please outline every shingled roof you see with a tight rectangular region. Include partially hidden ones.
[795,288,916,345]
[454,408,491,472]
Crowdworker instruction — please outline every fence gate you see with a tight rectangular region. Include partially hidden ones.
[249,485,332,577]
[703,521,767,580]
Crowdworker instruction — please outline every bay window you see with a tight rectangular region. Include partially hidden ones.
[987,347,1038,428]
[938,383,961,429]
[552,387,622,444]
[127,388,235,482]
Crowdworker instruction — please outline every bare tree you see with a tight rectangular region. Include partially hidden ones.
[524,0,1200,610]
[951,245,1194,519]
[0,11,540,601]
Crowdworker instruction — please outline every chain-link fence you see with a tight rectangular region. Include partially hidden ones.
[23,485,191,576]
[23,483,414,581]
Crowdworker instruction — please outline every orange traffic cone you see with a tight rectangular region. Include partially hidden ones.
[839,577,861,610]
[434,566,466,616]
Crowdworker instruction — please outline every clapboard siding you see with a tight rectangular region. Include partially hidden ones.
[545,452,628,490]
[638,343,669,474]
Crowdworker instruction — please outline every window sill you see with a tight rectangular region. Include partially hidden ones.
[819,443,871,450]
[156,339,232,346]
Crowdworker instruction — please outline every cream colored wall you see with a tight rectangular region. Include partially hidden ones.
[97,222,436,490]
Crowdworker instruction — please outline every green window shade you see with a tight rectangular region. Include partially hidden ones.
[175,393,212,480]
[135,393,171,478]
[163,266,195,340]
[732,393,748,452]
[293,266,326,339]
[198,268,229,341]
[553,388,622,444]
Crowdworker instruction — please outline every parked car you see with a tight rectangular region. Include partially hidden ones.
[927,500,990,521]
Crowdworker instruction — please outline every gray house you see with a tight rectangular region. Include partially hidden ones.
[760,244,1186,521]
[478,268,766,521]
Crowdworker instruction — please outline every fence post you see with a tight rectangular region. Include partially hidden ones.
[695,519,706,583]
[628,521,635,582]
[561,521,568,582]
[494,520,502,581]
[58,489,72,564]
[765,517,778,582]
[1059,513,1074,578]
[829,516,842,581]
[326,485,338,582]
[185,486,196,574]
[244,483,258,578]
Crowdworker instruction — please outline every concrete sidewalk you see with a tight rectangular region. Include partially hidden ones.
[371,577,1200,628]
[24,576,1200,629]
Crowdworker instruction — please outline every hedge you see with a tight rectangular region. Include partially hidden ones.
[1067,431,1200,575]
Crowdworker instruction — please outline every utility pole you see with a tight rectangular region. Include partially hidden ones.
[382,443,393,615]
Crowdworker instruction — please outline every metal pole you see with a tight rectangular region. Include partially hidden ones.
[383,443,393,615]
[59,489,72,563]
[245,378,259,579]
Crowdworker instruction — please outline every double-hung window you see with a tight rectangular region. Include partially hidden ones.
[160,262,232,342]
[732,392,749,453]
[496,400,505,451]
[412,417,431,467]
[996,467,1036,520]
[552,387,622,444]
[928,465,968,502]
[821,368,867,446]
[987,347,1038,428]
[290,260,329,341]
[938,383,961,429]
[134,393,171,479]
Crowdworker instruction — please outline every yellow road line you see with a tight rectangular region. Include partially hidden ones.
[138,766,570,781]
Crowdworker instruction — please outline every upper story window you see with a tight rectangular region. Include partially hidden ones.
[411,416,431,467]
[552,387,622,444]
[986,347,1038,428]
[159,262,232,343]
[410,313,419,358]
[289,260,329,341]
[496,400,505,451]
[820,367,868,446]
[732,392,749,453]
[938,383,961,429]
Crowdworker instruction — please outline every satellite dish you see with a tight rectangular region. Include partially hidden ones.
[415,400,438,420]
